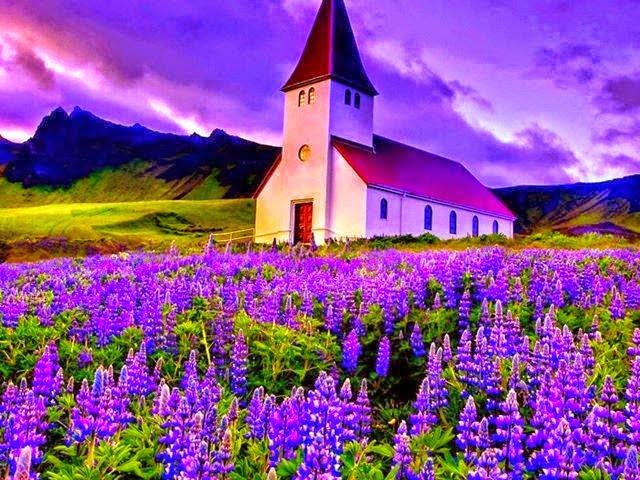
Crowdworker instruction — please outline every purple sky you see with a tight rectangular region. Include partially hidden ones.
[0,0,639,186]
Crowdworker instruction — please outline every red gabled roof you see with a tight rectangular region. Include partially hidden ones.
[334,135,517,219]
[282,0,378,96]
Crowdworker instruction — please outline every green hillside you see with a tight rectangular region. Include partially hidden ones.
[0,199,254,262]
[0,162,231,207]
[494,175,640,239]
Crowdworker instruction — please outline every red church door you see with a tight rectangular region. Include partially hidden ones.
[293,202,313,244]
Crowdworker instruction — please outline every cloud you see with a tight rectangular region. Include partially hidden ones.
[595,121,640,146]
[596,72,640,114]
[533,43,602,88]
[0,0,638,185]
[366,39,494,110]
[598,153,640,176]
[0,36,55,90]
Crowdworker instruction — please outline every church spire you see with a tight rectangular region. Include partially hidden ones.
[282,0,378,96]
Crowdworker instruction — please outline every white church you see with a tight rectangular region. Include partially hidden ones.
[254,0,516,244]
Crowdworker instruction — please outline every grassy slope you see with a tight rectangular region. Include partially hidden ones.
[0,162,229,207]
[494,175,640,236]
[0,199,254,262]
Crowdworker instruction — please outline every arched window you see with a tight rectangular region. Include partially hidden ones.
[380,198,388,220]
[345,89,352,105]
[298,90,306,107]
[354,92,361,109]
[308,87,316,105]
[424,205,433,231]
[472,216,479,237]
[449,211,457,235]
[493,220,499,234]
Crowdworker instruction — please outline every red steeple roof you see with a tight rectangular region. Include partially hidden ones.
[282,0,378,96]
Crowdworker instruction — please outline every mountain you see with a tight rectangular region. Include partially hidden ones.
[0,135,16,165]
[2,107,280,198]
[493,175,640,238]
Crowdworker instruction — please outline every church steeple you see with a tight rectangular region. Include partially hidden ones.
[282,0,378,96]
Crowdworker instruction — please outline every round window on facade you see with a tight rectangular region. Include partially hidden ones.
[298,144,311,162]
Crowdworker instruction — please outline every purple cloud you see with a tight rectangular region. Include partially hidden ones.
[597,73,640,114]
[533,43,602,88]
[0,0,638,184]
[595,121,640,146]
[599,153,640,175]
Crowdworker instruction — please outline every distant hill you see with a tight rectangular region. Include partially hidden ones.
[0,107,280,205]
[493,175,640,238]
[1,107,639,239]
[0,135,16,165]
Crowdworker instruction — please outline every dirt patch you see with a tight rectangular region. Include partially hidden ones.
[560,222,640,240]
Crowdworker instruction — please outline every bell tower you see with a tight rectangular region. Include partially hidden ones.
[255,0,377,244]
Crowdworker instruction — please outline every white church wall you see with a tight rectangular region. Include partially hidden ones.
[255,80,333,244]
[329,81,374,148]
[326,149,368,240]
[366,187,514,239]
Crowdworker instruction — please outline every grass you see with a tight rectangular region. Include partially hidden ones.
[0,161,225,207]
[0,199,254,262]
[0,195,635,264]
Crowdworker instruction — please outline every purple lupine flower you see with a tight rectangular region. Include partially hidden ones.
[493,390,525,478]
[456,329,474,391]
[530,418,582,478]
[68,366,132,443]
[13,446,32,480]
[269,387,304,466]
[352,379,372,442]
[152,383,172,417]
[432,292,442,310]
[479,298,490,330]
[426,344,447,410]
[629,329,640,358]
[410,323,426,358]
[610,287,625,320]
[295,372,346,480]
[458,290,472,330]
[33,342,63,402]
[415,457,435,480]
[230,332,249,399]
[442,334,452,363]
[211,426,234,475]
[410,377,437,436]
[120,344,154,397]
[78,349,93,368]
[468,448,507,480]
[375,336,391,378]
[342,328,361,374]
[456,396,478,463]
[181,350,199,389]
[1,382,49,476]
[627,356,640,451]
[392,420,412,479]
[245,386,266,440]
[623,446,640,480]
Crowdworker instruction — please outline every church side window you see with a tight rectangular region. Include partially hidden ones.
[493,220,499,234]
[354,92,361,109]
[424,205,433,231]
[449,211,457,234]
[472,216,479,237]
[298,90,306,107]
[308,87,316,105]
[345,89,352,105]
[380,198,388,220]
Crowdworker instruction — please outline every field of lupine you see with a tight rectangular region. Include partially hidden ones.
[1,244,640,479]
